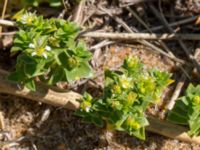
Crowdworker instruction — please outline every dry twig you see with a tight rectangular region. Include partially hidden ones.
[149,4,200,75]
[126,6,189,78]
[148,15,200,32]
[0,0,8,36]
[166,74,186,110]
[0,19,15,27]
[119,0,155,7]
[72,0,85,24]
[83,32,200,41]
[98,7,185,64]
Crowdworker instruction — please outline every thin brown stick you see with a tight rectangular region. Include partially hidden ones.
[83,32,200,41]
[90,40,115,51]
[0,69,200,144]
[0,31,16,36]
[119,0,156,7]
[127,6,172,53]
[127,7,152,33]
[97,6,186,65]
[166,74,186,110]
[72,0,85,25]
[62,0,67,10]
[1,0,8,20]
[148,15,200,32]
[149,4,200,75]
[84,32,186,64]
[126,7,190,78]
[0,0,8,36]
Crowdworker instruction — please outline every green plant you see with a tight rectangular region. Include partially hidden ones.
[167,84,200,136]
[76,56,172,140]
[9,10,93,91]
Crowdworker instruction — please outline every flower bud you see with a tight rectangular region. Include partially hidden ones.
[127,92,137,106]
[112,85,121,94]
[126,117,140,130]
[193,96,200,105]
[68,57,78,69]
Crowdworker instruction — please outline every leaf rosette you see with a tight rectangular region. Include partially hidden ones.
[9,10,93,90]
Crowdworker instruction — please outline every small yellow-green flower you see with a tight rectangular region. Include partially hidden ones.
[144,78,155,91]
[193,96,200,105]
[48,37,60,47]
[140,87,145,94]
[20,12,36,24]
[81,101,92,112]
[67,57,78,69]
[29,43,51,59]
[119,75,132,89]
[112,84,121,94]
[127,92,137,106]
[153,94,161,103]
[126,117,140,130]
[126,56,139,68]
[111,101,121,109]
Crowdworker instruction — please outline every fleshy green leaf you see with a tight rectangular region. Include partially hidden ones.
[25,79,36,91]
[167,84,200,136]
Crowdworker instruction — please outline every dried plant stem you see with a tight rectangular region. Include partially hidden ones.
[90,40,115,51]
[127,7,173,55]
[73,0,85,25]
[0,19,15,26]
[119,0,155,7]
[83,32,200,41]
[0,31,16,36]
[126,7,189,78]
[149,4,200,75]
[98,6,185,65]
[0,0,8,36]
[148,15,200,32]
[166,74,186,110]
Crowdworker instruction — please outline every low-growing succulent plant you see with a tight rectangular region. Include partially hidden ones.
[8,10,93,91]
[167,84,200,136]
[76,56,172,140]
